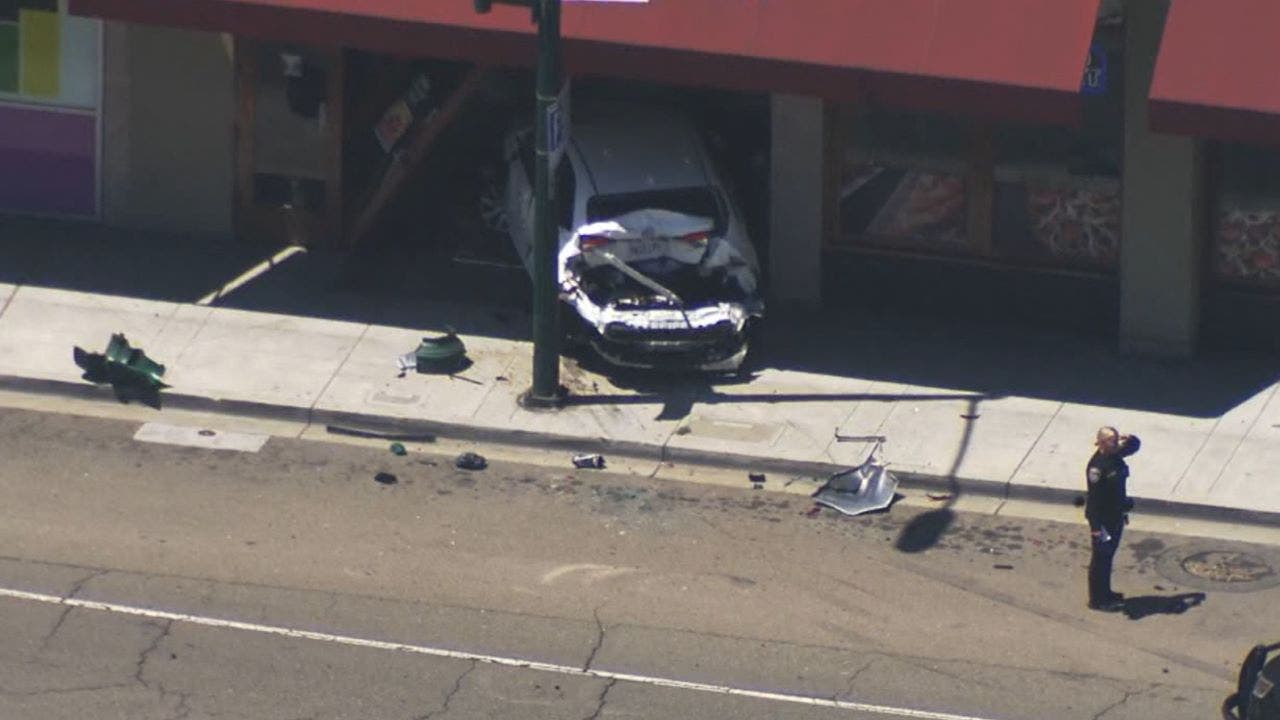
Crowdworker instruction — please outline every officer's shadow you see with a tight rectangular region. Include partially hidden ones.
[1122,592,1207,620]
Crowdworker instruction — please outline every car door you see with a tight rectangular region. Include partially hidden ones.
[504,129,537,274]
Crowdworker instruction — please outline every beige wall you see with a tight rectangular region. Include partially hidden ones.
[102,23,234,238]
[1119,0,1207,358]
[769,94,826,311]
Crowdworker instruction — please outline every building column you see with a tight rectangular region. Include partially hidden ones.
[100,24,235,238]
[1119,0,1208,358]
[100,22,132,226]
[768,94,827,312]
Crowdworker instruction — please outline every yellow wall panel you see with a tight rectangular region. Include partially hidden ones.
[19,9,59,97]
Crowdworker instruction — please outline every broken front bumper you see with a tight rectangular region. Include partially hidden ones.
[587,318,750,372]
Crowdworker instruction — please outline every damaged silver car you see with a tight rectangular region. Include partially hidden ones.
[502,102,763,371]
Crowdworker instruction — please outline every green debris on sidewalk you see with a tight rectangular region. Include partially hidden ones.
[73,333,168,406]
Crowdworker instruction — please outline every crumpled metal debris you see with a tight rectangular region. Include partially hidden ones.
[73,333,168,407]
[397,331,469,374]
[572,454,605,469]
[455,452,487,471]
[812,454,898,517]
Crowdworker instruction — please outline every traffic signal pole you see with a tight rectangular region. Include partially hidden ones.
[475,0,564,408]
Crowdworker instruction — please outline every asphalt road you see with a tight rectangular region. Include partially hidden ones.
[0,406,1276,720]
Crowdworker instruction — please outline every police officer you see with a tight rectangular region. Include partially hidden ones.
[1086,426,1140,612]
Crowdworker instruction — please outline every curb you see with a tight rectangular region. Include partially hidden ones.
[5,373,1279,529]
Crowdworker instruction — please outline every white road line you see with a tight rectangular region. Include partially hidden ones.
[0,586,1000,720]
[133,422,268,453]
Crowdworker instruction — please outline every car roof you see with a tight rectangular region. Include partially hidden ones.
[570,102,711,197]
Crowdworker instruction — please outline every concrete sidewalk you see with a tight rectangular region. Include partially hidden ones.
[1,282,1278,525]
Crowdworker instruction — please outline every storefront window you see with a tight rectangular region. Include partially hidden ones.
[0,0,100,217]
[991,26,1123,270]
[1213,143,1280,289]
[837,109,971,255]
[834,22,1126,275]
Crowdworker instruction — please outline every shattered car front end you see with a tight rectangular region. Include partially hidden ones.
[559,207,763,372]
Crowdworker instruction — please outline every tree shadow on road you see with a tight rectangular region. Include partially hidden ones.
[1122,592,1207,620]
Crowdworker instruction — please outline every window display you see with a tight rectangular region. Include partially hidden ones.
[835,26,1123,273]
[1213,143,1280,289]
[836,109,972,256]
[0,0,100,217]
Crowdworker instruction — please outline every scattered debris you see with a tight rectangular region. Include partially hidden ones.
[832,432,887,444]
[993,564,1014,570]
[572,454,606,469]
[449,374,483,385]
[455,452,487,471]
[389,442,407,456]
[495,375,509,382]
[73,333,168,405]
[674,425,692,436]
[812,442,898,517]
[397,331,470,374]
[374,472,398,485]
[325,425,436,443]
[926,492,953,501]
[804,505,823,517]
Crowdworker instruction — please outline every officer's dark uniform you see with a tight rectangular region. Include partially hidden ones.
[1085,435,1140,607]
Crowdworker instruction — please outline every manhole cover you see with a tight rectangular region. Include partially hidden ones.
[1181,551,1274,584]
[1156,542,1280,593]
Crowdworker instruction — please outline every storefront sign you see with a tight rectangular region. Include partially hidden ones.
[1081,43,1107,96]
[374,72,437,154]
[546,79,570,171]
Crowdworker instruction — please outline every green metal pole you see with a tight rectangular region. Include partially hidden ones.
[526,0,563,407]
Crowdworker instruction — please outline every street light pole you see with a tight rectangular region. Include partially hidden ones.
[527,0,564,407]
[475,0,564,408]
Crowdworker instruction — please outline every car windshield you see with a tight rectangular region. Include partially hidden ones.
[586,187,725,234]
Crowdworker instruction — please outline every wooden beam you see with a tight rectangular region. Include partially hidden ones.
[346,65,490,248]
[324,47,346,249]
[233,38,257,243]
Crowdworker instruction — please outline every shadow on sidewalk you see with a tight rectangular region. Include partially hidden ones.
[750,309,1278,419]
[1122,592,1207,620]
[4,215,1276,420]
[0,214,532,341]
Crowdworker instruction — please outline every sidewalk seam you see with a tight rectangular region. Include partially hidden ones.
[307,323,372,427]
[995,401,1064,517]
[1204,384,1280,495]
[1168,413,1227,497]
[3,373,1278,529]
[0,283,18,321]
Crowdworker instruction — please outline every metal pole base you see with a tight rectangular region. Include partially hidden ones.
[518,386,568,411]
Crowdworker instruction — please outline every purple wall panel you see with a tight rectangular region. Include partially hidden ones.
[0,104,97,216]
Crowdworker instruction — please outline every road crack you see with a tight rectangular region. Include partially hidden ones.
[1092,684,1150,720]
[417,660,477,720]
[40,568,111,652]
[840,657,878,700]
[584,605,607,671]
[0,682,135,698]
[584,678,616,720]
[66,568,108,600]
[134,619,174,689]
